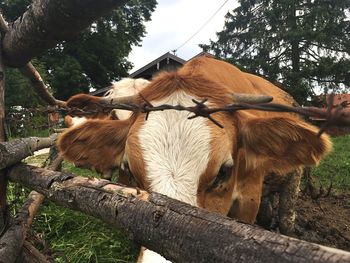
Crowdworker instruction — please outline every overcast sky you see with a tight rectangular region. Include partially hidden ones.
[128,0,239,74]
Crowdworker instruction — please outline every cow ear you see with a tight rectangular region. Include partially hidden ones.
[238,117,332,174]
[57,119,131,174]
[66,94,102,109]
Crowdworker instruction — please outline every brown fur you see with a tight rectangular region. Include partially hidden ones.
[57,118,133,175]
[58,56,332,226]
[66,93,104,109]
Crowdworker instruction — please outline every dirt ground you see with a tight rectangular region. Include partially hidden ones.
[294,192,350,251]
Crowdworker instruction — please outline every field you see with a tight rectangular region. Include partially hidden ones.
[8,134,350,262]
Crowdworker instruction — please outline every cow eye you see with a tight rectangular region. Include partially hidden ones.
[207,164,233,192]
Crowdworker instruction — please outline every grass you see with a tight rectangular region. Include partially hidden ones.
[17,156,139,263]
[32,203,138,263]
[311,134,350,192]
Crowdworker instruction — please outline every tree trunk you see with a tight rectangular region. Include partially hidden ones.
[2,0,128,67]
[0,30,7,242]
[6,163,350,263]
[0,135,57,169]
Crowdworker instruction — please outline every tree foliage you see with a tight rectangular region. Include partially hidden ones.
[1,0,157,102]
[201,0,350,104]
[4,60,50,109]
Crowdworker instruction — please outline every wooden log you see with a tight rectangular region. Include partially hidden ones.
[25,154,63,227]
[20,241,51,263]
[0,155,63,263]
[6,163,350,263]
[0,27,7,241]
[0,134,57,169]
[18,63,66,107]
[1,0,128,67]
[0,218,24,263]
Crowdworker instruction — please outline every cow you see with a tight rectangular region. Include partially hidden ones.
[58,56,332,262]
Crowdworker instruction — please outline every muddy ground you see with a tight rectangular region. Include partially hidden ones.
[294,192,350,251]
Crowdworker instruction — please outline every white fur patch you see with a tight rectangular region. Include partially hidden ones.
[138,91,211,206]
[140,249,171,263]
[71,116,87,126]
[106,78,150,120]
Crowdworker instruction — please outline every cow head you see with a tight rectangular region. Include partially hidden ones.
[57,57,331,262]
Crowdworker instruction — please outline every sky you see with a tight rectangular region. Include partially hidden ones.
[128,0,239,74]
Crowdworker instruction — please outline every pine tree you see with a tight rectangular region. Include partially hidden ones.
[201,0,350,104]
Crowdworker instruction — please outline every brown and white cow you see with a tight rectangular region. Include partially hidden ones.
[58,56,331,262]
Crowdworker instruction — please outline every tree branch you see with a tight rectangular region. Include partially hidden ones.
[21,241,51,263]
[306,41,348,53]
[0,134,57,169]
[0,14,65,106]
[1,0,128,67]
[18,64,66,107]
[6,163,350,263]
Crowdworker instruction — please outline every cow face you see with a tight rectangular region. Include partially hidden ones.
[58,57,332,263]
[126,91,235,209]
[58,67,331,219]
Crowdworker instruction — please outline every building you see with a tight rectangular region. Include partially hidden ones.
[90,52,213,96]
[129,52,186,80]
[90,52,186,96]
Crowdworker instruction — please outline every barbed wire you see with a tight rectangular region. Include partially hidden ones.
[57,94,350,136]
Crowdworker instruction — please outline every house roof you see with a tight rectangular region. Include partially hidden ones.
[129,52,186,78]
[90,51,214,96]
[89,86,111,96]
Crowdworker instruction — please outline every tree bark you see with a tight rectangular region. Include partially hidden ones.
[0,156,62,263]
[0,218,24,263]
[6,163,350,263]
[20,241,51,263]
[0,135,57,169]
[0,14,65,107]
[24,154,63,228]
[18,63,65,106]
[0,29,7,243]
[2,0,128,67]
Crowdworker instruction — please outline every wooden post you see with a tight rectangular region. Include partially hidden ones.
[0,30,8,236]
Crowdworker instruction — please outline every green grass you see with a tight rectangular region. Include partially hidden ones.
[311,134,350,191]
[32,203,138,263]
[20,156,138,263]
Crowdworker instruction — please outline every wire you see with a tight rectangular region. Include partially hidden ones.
[172,0,230,53]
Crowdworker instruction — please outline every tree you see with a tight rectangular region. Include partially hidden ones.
[1,0,157,101]
[201,0,350,104]
[4,60,49,109]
